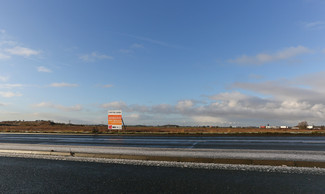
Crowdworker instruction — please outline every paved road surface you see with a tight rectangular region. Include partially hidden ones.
[0,156,325,193]
[1,134,325,151]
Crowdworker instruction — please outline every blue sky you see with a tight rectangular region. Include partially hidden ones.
[1,0,325,126]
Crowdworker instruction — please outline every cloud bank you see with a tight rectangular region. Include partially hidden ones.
[5,46,40,57]
[0,91,22,98]
[79,52,113,62]
[34,102,83,112]
[50,82,79,87]
[228,46,311,65]
[99,71,325,126]
[37,66,52,73]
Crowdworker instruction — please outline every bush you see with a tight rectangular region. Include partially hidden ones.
[92,127,99,134]
[298,121,308,129]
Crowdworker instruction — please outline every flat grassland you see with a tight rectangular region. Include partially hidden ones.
[0,121,324,135]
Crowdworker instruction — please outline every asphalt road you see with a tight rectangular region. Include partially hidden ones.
[1,134,325,151]
[1,156,325,193]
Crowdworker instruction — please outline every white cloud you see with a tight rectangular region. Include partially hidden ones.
[0,30,39,59]
[0,84,23,89]
[102,84,113,88]
[33,102,50,108]
[191,116,225,124]
[211,91,249,101]
[98,87,325,126]
[125,113,140,119]
[296,71,325,90]
[0,91,22,98]
[228,46,312,65]
[129,104,150,113]
[0,41,17,46]
[0,53,11,59]
[303,21,325,30]
[34,102,83,112]
[176,100,194,112]
[0,76,9,82]
[96,71,325,126]
[232,81,325,103]
[124,33,185,49]
[119,43,144,54]
[95,84,114,88]
[131,43,144,48]
[50,82,79,87]
[100,101,127,110]
[151,104,175,114]
[37,66,52,73]
[5,46,40,57]
[80,52,113,62]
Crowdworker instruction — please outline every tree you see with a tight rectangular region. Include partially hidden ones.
[298,121,308,129]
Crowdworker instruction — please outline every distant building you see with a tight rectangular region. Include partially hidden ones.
[266,126,278,129]
[307,125,314,129]
[280,126,288,129]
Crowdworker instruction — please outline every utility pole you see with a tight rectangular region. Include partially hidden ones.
[122,117,126,130]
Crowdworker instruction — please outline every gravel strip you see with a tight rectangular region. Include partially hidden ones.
[0,152,325,175]
[1,143,325,162]
[2,143,325,174]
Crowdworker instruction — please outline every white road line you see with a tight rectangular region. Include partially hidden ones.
[190,142,199,148]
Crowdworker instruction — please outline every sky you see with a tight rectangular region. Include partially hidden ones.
[0,0,325,126]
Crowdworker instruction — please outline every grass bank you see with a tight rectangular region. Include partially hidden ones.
[0,121,325,136]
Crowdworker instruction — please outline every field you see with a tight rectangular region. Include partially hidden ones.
[0,120,325,135]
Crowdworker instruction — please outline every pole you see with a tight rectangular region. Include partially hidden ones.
[122,117,126,130]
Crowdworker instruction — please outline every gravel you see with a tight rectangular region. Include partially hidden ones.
[1,152,325,175]
[2,143,325,175]
[2,143,325,162]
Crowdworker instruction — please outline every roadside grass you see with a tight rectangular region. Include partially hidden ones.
[0,125,325,135]
[1,121,325,135]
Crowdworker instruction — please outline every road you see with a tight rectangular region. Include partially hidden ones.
[1,134,325,151]
[1,134,325,193]
[0,156,325,193]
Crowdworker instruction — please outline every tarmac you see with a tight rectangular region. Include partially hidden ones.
[1,143,325,168]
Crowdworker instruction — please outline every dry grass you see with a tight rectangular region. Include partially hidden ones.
[0,125,324,135]
[119,126,325,135]
[0,121,324,135]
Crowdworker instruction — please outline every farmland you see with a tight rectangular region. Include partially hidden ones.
[0,120,325,135]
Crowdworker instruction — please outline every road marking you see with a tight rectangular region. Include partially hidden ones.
[190,142,199,148]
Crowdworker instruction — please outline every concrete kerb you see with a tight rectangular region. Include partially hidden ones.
[0,149,71,156]
[1,148,325,168]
